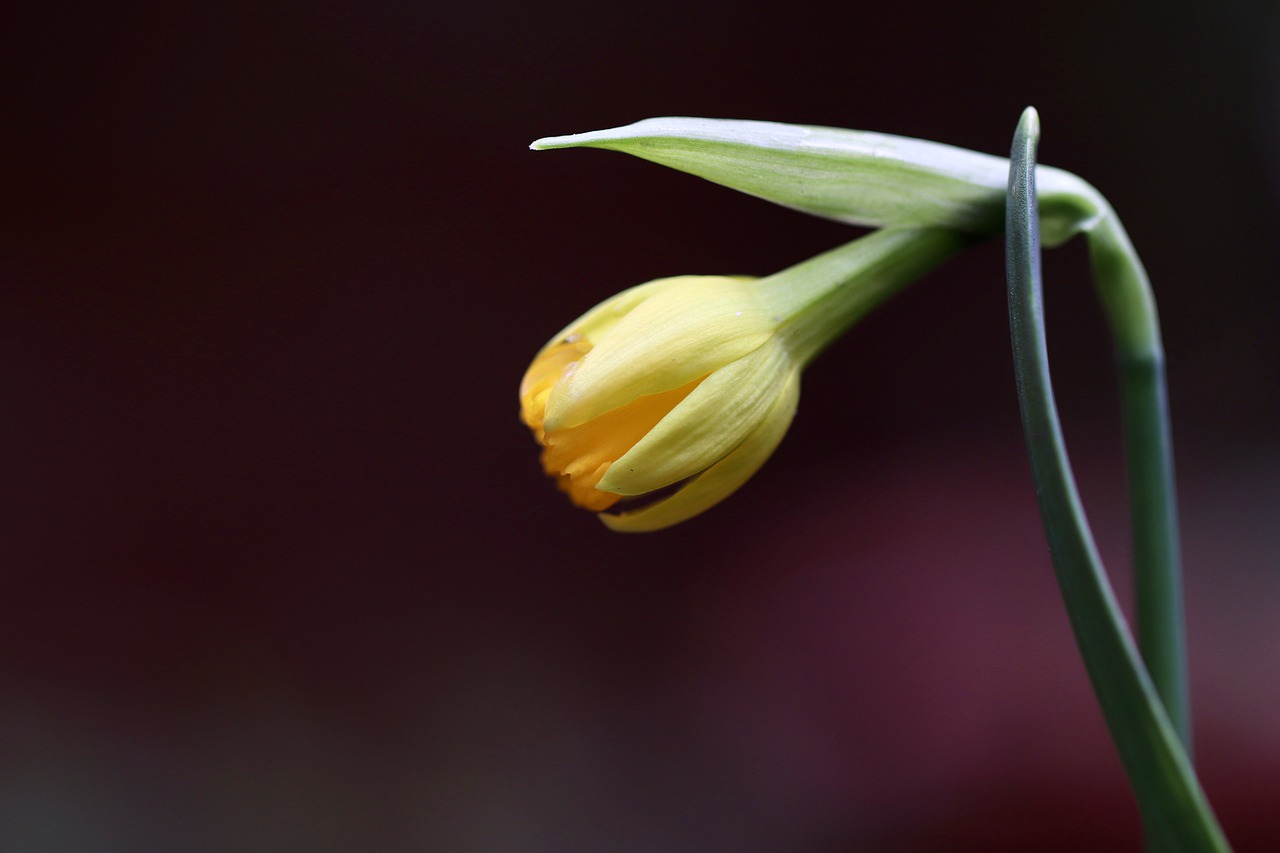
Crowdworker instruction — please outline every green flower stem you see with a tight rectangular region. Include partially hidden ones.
[758,226,973,367]
[1087,214,1190,751]
[1006,108,1227,851]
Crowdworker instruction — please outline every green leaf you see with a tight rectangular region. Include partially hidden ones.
[1006,107,1227,852]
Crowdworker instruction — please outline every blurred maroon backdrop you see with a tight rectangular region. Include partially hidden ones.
[6,1,1279,850]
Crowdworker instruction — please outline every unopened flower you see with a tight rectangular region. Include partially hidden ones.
[520,275,798,532]
[520,227,967,531]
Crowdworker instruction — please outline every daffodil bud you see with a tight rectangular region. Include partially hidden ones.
[519,227,968,531]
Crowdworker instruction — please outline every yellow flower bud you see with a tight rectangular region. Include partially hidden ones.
[519,275,799,532]
[520,227,967,532]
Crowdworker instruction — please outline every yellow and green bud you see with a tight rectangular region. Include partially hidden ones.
[519,227,967,531]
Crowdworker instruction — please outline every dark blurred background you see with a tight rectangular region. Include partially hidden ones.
[5,1,1279,850]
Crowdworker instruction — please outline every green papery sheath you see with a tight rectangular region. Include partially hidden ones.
[533,116,1107,248]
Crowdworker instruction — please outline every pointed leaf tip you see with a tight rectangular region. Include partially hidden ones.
[1018,107,1040,140]
[530,133,592,151]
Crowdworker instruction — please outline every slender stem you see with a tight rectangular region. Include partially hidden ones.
[1006,108,1227,851]
[1086,215,1190,751]
[758,226,973,366]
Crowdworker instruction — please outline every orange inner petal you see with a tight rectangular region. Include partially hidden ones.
[541,378,702,511]
[521,334,705,511]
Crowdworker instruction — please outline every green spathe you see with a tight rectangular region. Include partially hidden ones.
[533,116,1107,248]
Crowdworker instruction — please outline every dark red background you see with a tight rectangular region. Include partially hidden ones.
[6,1,1279,849]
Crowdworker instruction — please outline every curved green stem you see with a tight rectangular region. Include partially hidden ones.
[1006,107,1227,851]
[1086,214,1190,750]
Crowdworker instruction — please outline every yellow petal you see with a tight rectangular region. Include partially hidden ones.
[544,276,773,431]
[540,377,703,511]
[536,277,684,352]
[597,341,792,495]
[519,335,591,441]
[600,369,800,532]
